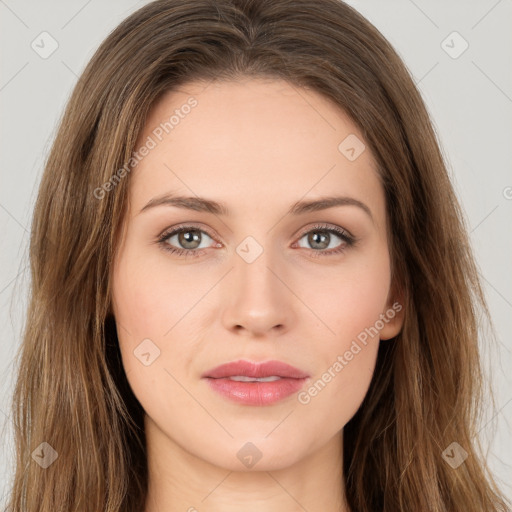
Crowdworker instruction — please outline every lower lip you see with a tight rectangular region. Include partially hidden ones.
[204,377,308,406]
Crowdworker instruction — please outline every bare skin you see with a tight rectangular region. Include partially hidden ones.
[111,78,404,512]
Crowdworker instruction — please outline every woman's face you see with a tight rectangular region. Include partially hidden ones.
[111,78,403,471]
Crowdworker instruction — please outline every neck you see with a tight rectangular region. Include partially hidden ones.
[143,414,350,512]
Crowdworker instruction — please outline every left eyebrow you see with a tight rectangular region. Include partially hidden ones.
[288,196,373,223]
[139,194,229,216]
[139,193,374,223]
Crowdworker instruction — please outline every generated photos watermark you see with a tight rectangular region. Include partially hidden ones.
[297,301,403,405]
[93,96,198,200]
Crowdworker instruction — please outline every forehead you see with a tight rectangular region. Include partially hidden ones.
[140,78,367,155]
[128,78,384,223]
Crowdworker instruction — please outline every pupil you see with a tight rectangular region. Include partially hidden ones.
[309,231,329,249]
[179,230,201,249]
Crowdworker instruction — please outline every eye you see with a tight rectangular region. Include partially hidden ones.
[157,225,219,257]
[294,224,356,256]
[156,223,357,258]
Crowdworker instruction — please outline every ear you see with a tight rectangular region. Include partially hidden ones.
[379,283,405,341]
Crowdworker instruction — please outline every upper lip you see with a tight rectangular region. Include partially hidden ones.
[202,359,309,379]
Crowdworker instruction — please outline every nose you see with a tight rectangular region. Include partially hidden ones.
[221,247,296,337]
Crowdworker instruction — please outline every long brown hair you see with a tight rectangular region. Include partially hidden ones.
[5,0,510,510]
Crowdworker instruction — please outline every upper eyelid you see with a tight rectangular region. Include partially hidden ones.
[161,223,216,241]
[297,223,352,238]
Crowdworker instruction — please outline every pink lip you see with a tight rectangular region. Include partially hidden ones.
[202,359,310,406]
[202,359,309,379]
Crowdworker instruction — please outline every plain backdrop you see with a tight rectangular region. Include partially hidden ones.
[1,0,511,507]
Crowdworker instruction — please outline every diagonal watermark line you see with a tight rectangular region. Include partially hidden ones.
[0,203,29,234]
[61,60,79,79]
[0,264,29,297]
[471,0,503,30]
[266,266,336,335]
[163,367,234,438]
[415,61,439,86]
[266,472,311,512]
[0,62,29,92]
[266,163,337,234]
[287,79,337,131]
[163,267,234,337]
[201,471,233,502]
[264,409,295,438]
[472,61,512,104]
[495,335,512,356]
[0,235,59,300]
[470,204,499,233]
[0,0,29,28]
[407,0,439,28]
[61,0,93,29]
[116,320,132,338]
[474,395,512,438]
[479,271,512,309]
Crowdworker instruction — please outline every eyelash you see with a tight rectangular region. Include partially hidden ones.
[156,223,357,258]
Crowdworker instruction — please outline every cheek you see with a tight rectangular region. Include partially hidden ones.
[297,281,384,436]
[111,246,188,379]
[111,247,206,413]
[296,340,378,447]
[112,245,207,340]
[297,250,389,418]
[312,249,391,345]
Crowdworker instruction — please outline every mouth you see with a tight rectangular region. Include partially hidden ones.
[202,359,310,406]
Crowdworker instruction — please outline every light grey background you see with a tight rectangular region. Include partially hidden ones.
[1,0,511,507]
